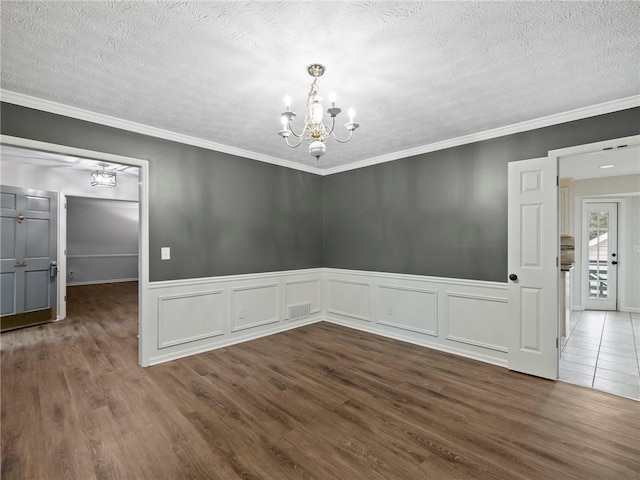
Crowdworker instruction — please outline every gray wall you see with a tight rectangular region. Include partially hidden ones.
[323,108,640,282]
[1,103,323,281]
[67,197,139,284]
[2,103,639,284]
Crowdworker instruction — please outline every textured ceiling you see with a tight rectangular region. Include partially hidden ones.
[1,1,639,171]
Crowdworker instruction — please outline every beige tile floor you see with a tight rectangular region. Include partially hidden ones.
[559,310,640,400]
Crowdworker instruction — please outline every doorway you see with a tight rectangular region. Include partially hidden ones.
[554,135,640,400]
[0,134,150,366]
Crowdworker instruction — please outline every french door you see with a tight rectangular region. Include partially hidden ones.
[584,202,618,311]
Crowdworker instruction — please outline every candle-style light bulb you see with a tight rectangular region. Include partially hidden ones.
[284,94,291,111]
[348,107,355,123]
[329,91,336,107]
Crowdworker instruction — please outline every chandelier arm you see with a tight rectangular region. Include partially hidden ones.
[287,120,307,138]
[284,136,304,148]
[332,130,355,144]
[324,117,336,137]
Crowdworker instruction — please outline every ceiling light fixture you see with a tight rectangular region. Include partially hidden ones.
[91,163,116,187]
[599,164,616,169]
[279,64,359,160]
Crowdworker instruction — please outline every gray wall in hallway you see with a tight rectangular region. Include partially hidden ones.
[322,107,640,282]
[67,197,139,284]
[1,103,323,281]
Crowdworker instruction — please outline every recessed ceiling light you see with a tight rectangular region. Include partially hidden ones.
[599,164,615,169]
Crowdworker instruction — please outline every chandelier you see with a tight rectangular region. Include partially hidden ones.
[279,64,359,160]
[91,163,116,187]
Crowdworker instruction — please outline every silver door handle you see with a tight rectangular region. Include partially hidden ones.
[15,261,27,268]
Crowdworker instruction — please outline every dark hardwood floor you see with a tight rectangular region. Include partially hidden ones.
[1,282,638,479]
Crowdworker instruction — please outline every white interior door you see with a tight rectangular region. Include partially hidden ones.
[584,202,618,311]
[507,157,558,380]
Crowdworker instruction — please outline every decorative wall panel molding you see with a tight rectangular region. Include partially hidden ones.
[377,285,438,336]
[157,290,224,348]
[444,292,508,353]
[285,279,321,319]
[324,269,509,367]
[327,279,371,322]
[231,283,279,332]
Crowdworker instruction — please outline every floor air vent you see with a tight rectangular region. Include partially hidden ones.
[289,303,311,321]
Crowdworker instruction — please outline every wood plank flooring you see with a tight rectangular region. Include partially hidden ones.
[2,282,639,479]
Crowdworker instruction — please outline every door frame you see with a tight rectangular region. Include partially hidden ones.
[508,134,640,379]
[549,134,639,314]
[0,135,151,367]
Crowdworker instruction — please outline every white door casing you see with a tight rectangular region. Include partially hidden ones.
[583,201,618,311]
[508,157,558,380]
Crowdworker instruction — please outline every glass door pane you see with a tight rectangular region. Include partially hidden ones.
[588,211,609,299]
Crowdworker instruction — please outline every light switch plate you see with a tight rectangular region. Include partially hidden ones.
[161,247,171,260]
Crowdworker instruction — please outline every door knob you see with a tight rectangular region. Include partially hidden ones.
[509,274,518,281]
[611,261,618,265]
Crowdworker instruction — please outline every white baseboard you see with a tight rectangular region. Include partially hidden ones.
[620,307,640,314]
[149,317,321,366]
[323,318,508,368]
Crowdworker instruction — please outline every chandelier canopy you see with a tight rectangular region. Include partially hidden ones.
[91,163,116,187]
[279,64,359,160]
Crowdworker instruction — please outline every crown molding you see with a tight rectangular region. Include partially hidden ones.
[0,90,324,176]
[2,90,638,177]
[320,94,640,175]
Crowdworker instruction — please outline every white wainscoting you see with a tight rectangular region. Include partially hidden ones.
[147,269,323,365]
[147,267,509,368]
[324,269,509,367]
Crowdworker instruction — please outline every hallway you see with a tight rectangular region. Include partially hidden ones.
[560,310,640,400]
